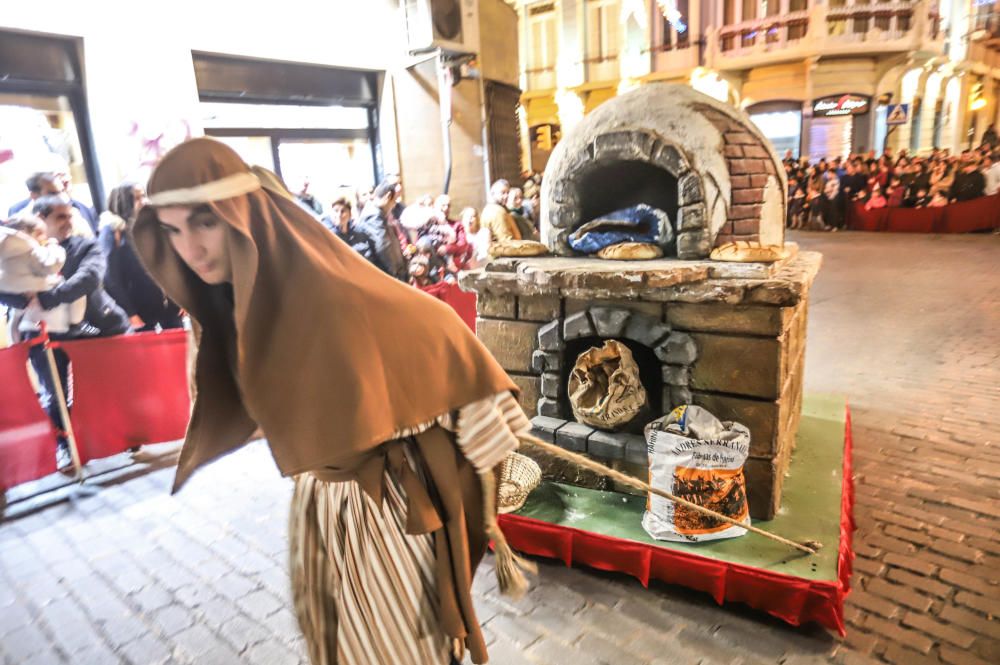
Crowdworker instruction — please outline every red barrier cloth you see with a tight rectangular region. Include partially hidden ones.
[420,282,477,332]
[846,203,888,232]
[941,194,1000,233]
[60,330,190,464]
[886,206,942,233]
[498,406,855,635]
[848,195,1000,233]
[0,343,58,489]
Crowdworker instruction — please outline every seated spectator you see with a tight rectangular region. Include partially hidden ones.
[984,153,1000,196]
[865,184,887,211]
[323,196,379,266]
[506,187,538,240]
[99,182,183,332]
[950,158,986,202]
[886,176,905,207]
[907,187,931,208]
[481,179,521,249]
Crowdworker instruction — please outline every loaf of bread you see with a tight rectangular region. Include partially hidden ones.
[595,242,663,260]
[710,241,789,263]
[488,239,550,257]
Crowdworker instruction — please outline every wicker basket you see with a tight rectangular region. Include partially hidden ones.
[497,452,542,514]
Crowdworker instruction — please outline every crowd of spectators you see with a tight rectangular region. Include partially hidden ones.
[298,173,542,288]
[783,126,1000,231]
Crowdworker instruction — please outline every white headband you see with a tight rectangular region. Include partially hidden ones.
[147,172,262,207]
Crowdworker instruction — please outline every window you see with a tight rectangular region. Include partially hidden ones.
[586,0,620,63]
[0,31,100,213]
[193,54,381,211]
[528,3,558,74]
[724,0,736,25]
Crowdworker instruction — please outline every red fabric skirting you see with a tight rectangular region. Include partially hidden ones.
[60,330,190,464]
[420,282,477,332]
[499,406,855,635]
[847,194,1000,233]
[0,343,58,490]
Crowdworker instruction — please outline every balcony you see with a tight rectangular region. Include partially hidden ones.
[584,54,619,84]
[526,65,557,90]
[709,1,945,70]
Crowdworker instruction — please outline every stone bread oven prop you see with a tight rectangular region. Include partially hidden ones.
[541,83,786,258]
[461,84,820,520]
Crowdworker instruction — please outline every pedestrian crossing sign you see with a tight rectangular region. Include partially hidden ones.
[886,103,909,125]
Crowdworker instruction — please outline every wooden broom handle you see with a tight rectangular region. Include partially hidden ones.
[519,434,820,556]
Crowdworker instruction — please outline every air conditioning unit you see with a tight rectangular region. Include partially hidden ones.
[401,0,474,55]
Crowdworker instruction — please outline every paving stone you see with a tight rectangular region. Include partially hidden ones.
[217,614,272,652]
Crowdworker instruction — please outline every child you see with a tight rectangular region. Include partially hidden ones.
[407,254,437,288]
[886,176,905,207]
[865,184,888,210]
[0,216,86,336]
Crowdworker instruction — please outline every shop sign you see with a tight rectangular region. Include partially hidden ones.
[812,94,870,117]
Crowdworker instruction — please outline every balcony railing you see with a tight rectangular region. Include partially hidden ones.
[825,1,916,42]
[718,10,810,54]
[714,1,944,60]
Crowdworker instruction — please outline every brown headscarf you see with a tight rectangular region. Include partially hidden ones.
[132,137,516,491]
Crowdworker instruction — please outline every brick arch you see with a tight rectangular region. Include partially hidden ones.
[544,129,712,259]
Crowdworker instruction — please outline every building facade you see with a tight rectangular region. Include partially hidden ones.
[515,0,1000,170]
[0,0,520,216]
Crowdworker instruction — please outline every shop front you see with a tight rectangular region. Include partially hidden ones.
[808,93,873,161]
[746,100,804,159]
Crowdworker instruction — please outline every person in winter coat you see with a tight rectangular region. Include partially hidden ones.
[356,181,408,281]
[100,183,183,331]
[0,215,86,337]
[949,159,987,202]
[0,194,129,467]
[323,197,379,266]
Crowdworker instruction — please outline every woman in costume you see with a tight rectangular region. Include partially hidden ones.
[133,138,532,665]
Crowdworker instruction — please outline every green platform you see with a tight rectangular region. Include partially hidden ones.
[513,394,847,581]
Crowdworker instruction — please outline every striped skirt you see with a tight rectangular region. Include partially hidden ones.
[289,392,530,665]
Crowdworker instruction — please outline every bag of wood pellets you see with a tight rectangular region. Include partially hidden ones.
[642,405,751,542]
[568,340,647,430]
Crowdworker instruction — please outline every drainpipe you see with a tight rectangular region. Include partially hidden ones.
[437,50,454,195]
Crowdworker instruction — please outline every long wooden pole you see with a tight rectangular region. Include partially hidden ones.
[520,434,821,556]
[42,341,83,481]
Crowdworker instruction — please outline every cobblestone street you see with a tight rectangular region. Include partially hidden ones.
[1,231,998,665]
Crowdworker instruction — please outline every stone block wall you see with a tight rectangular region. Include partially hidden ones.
[475,292,808,520]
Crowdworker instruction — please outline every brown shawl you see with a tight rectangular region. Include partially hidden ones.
[133,137,515,490]
[133,138,518,663]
